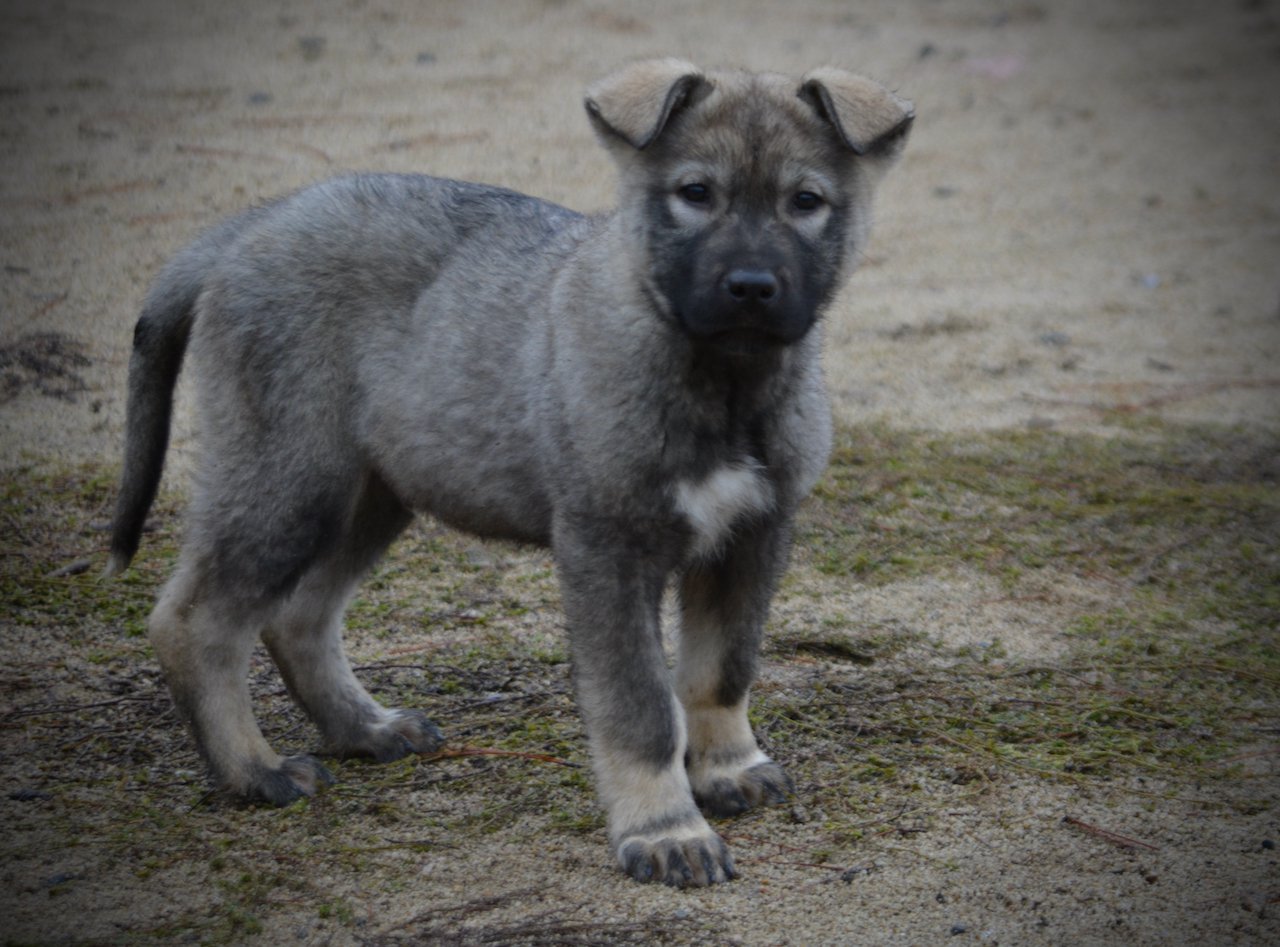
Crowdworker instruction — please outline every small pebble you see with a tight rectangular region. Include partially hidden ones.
[950,923,968,935]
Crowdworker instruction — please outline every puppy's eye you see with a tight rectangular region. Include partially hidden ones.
[679,183,711,205]
[792,191,823,212]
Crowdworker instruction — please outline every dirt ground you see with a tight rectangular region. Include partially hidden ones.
[2,0,1278,944]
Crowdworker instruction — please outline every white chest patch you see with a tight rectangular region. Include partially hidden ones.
[674,462,775,559]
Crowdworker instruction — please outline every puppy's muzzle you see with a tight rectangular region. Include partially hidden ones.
[691,265,811,352]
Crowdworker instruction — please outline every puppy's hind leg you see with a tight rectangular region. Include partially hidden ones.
[149,562,334,805]
[153,454,381,804]
[677,521,794,818]
[261,473,444,763]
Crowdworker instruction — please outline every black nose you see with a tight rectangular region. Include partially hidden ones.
[724,269,780,306]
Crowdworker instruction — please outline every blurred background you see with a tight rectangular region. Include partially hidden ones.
[2,0,1277,466]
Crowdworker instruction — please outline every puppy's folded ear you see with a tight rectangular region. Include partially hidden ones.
[585,58,708,150]
[798,69,914,160]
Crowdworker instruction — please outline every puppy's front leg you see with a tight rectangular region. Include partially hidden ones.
[555,519,734,887]
[678,519,794,817]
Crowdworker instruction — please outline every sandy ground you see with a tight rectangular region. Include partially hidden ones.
[2,0,1278,944]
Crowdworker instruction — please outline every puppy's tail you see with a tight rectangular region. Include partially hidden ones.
[104,254,205,578]
[105,203,275,578]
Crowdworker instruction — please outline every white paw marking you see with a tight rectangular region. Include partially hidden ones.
[596,746,699,845]
[674,462,773,558]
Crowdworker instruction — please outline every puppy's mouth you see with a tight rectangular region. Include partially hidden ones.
[700,327,790,358]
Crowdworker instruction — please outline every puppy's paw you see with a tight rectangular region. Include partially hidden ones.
[335,709,445,763]
[246,754,335,806]
[617,823,736,887]
[693,758,793,818]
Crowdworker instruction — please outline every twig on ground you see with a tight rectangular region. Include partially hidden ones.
[423,744,578,767]
[1,694,159,722]
[24,293,68,321]
[1063,815,1159,851]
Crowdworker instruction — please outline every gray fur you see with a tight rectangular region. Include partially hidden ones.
[109,60,911,886]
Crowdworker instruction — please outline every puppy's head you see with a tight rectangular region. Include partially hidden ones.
[586,60,912,356]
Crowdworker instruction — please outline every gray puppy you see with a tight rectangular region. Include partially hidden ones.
[108,59,911,887]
